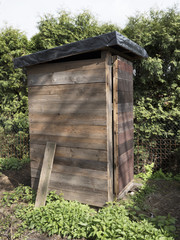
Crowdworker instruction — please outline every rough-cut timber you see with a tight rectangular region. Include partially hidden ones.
[14,32,147,206]
[35,142,56,208]
[28,57,109,206]
[113,56,134,195]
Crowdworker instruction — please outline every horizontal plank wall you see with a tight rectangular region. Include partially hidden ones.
[113,56,134,195]
[27,57,108,206]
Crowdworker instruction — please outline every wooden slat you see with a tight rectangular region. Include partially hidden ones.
[118,139,134,156]
[31,177,108,207]
[31,162,107,179]
[27,58,105,75]
[118,80,133,91]
[113,56,119,196]
[30,135,107,150]
[29,94,105,104]
[118,120,134,133]
[28,82,105,96]
[30,123,106,138]
[103,51,113,202]
[119,148,133,166]
[31,157,107,172]
[118,91,133,103]
[117,72,133,81]
[118,112,133,123]
[29,113,106,126]
[31,168,107,192]
[118,159,134,191]
[118,129,134,144]
[28,68,105,86]
[118,103,133,113]
[29,101,106,115]
[35,142,56,208]
[30,144,107,162]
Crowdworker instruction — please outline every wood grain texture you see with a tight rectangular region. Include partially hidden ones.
[31,168,107,192]
[28,82,105,95]
[32,177,108,206]
[30,144,107,162]
[113,56,134,195]
[27,58,105,75]
[28,69,105,86]
[30,134,107,150]
[28,57,109,206]
[30,123,106,138]
[103,51,113,202]
[35,142,56,208]
[112,56,118,196]
[29,113,106,126]
[29,101,106,115]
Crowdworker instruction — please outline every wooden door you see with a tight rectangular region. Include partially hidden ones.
[113,56,134,196]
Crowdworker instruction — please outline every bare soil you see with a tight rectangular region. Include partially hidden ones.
[0,164,179,239]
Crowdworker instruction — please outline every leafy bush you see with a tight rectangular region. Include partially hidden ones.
[16,196,95,239]
[136,163,180,182]
[12,191,174,239]
[1,185,176,239]
[0,157,30,171]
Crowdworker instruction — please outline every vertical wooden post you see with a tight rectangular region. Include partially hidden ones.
[35,142,56,208]
[112,56,119,196]
[103,51,114,202]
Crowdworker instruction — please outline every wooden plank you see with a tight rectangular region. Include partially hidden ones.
[29,101,106,115]
[35,142,56,208]
[118,103,133,113]
[113,56,119,196]
[117,72,133,81]
[103,51,113,202]
[118,91,133,103]
[118,160,134,191]
[118,120,134,133]
[29,94,105,104]
[28,82,105,96]
[31,168,107,192]
[118,139,134,156]
[118,129,134,144]
[32,157,107,172]
[31,162,107,179]
[32,177,108,207]
[28,68,105,86]
[30,123,106,138]
[29,113,106,126]
[118,148,133,167]
[118,80,133,91]
[30,144,107,162]
[27,58,105,75]
[118,112,133,123]
[30,134,107,150]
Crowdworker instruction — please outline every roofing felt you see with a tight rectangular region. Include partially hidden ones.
[14,31,148,68]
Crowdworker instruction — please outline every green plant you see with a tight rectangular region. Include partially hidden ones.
[151,169,180,181]
[1,185,35,207]
[135,163,155,181]
[87,203,174,239]
[0,157,30,171]
[15,196,96,239]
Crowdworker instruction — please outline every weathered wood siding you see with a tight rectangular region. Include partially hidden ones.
[113,56,134,195]
[27,57,109,206]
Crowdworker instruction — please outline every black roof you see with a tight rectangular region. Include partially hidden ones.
[14,31,148,68]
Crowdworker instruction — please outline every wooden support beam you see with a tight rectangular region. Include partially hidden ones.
[35,142,56,208]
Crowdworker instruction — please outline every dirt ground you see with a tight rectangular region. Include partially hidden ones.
[0,164,180,239]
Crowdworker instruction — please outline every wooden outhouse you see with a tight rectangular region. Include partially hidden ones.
[14,31,148,206]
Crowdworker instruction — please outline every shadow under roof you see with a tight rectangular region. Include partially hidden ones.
[14,31,148,68]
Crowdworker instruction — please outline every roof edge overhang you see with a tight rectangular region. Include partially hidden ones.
[14,31,148,68]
